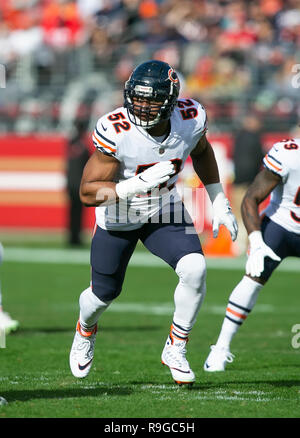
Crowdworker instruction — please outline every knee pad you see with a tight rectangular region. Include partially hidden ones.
[173,253,207,328]
[91,269,123,301]
[175,253,207,289]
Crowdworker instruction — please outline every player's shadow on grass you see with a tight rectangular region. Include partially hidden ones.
[1,386,132,403]
[266,379,300,388]
[193,379,300,391]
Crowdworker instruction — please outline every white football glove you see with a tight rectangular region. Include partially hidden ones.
[116,161,175,200]
[246,231,281,278]
[211,192,238,241]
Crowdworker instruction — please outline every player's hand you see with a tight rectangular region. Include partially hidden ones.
[246,231,281,277]
[116,161,175,199]
[212,193,238,241]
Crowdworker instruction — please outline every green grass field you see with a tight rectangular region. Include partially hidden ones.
[0,244,300,419]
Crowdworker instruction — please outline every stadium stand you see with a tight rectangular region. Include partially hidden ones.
[0,0,300,135]
[1,0,300,252]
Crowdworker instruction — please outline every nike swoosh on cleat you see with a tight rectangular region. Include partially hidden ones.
[101,123,107,131]
[169,366,191,374]
[204,363,210,368]
[78,359,93,370]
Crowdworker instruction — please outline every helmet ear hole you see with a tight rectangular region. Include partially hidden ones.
[124,60,180,128]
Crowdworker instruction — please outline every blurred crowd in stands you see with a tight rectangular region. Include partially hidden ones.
[0,0,300,135]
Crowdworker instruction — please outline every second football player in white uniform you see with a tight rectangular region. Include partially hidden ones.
[69,60,238,385]
[204,138,300,371]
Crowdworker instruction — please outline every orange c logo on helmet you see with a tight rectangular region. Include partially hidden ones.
[168,68,179,84]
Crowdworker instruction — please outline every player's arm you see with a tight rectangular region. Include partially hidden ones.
[241,168,281,233]
[241,168,282,278]
[190,134,238,241]
[190,134,220,185]
[80,149,120,206]
[80,149,175,206]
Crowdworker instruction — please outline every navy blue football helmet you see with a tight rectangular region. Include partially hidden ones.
[124,60,180,128]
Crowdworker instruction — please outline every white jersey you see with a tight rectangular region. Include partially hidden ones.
[92,99,207,230]
[262,138,300,234]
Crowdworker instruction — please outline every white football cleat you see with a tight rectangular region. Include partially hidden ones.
[161,334,195,385]
[204,345,235,372]
[69,321,97,378]
[0,311,19,334]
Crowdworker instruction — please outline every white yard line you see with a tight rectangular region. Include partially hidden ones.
[107,302,274,315]
[2,247,299,272]
[46,300,275,315]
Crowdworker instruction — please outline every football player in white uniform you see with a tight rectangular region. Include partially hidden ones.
[204,138,300,371]
[0,243,19,334]
[69,60,238,385]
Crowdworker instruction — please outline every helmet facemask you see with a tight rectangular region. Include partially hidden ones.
[124,61,179,129]
[125,89,172,128]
